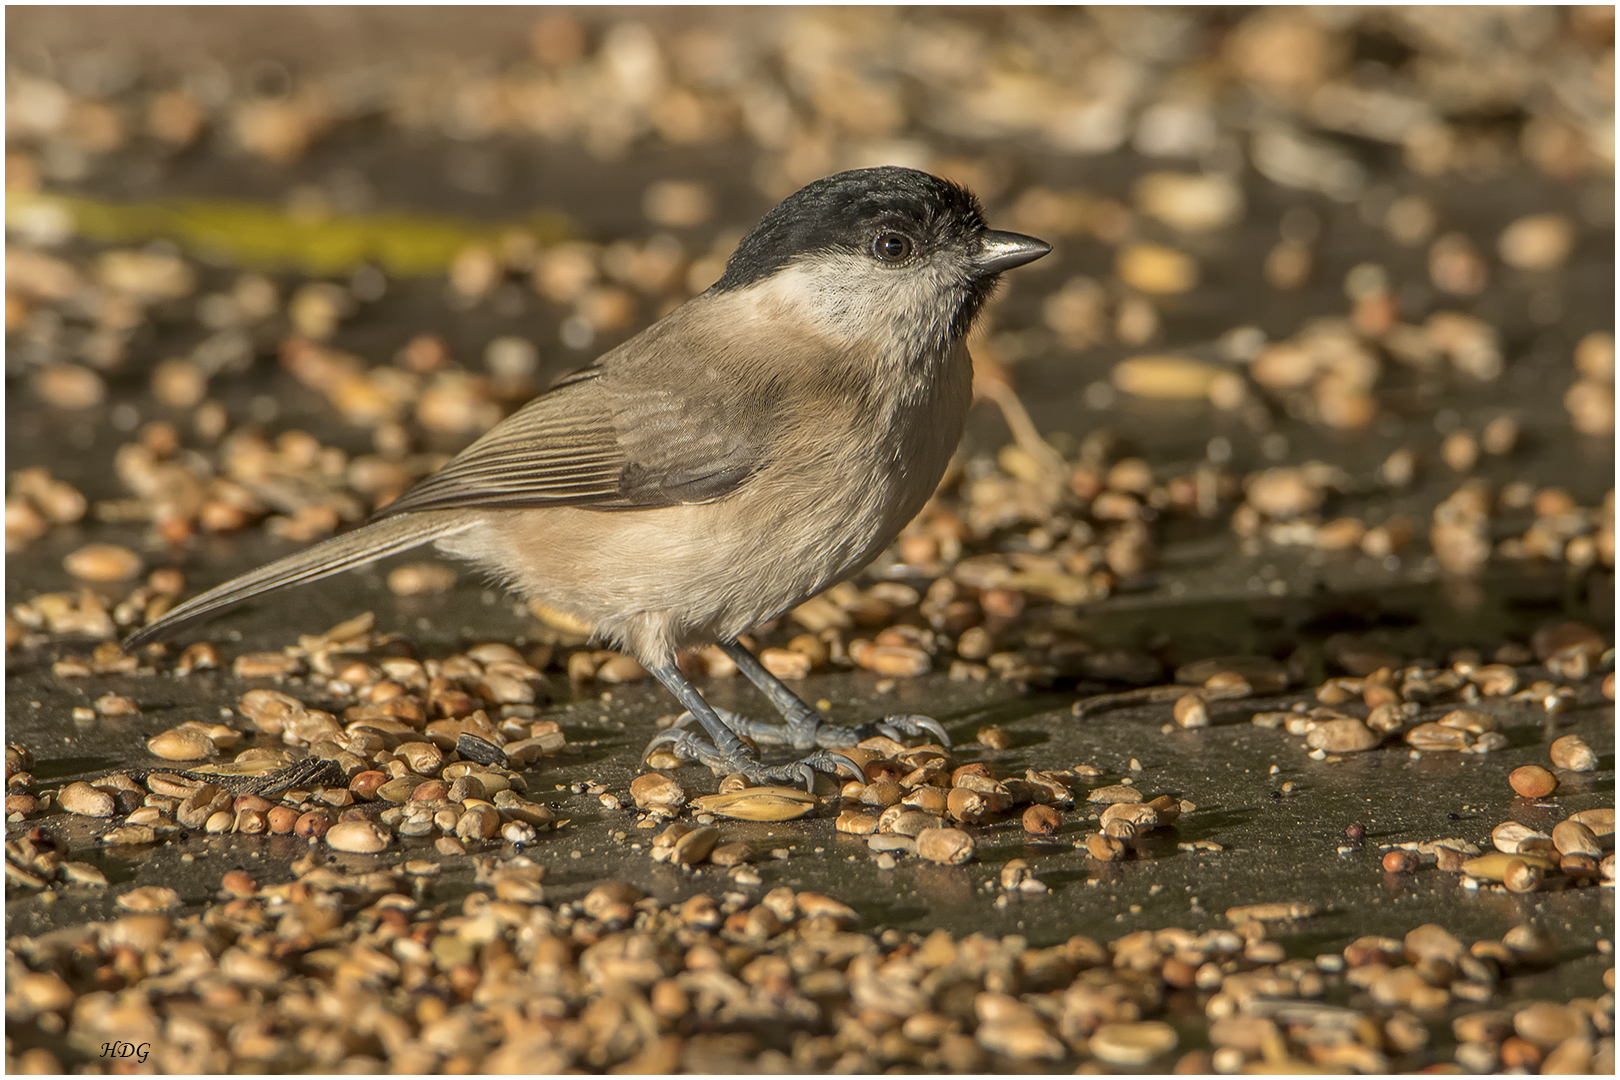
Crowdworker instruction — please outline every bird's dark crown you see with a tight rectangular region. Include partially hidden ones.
[713,167,988,292]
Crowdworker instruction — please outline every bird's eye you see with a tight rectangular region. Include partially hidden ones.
[873,232,912,262]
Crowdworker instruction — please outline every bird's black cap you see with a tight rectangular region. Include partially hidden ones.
[714,166,990,292]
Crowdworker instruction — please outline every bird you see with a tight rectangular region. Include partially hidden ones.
[124,166,1051,789]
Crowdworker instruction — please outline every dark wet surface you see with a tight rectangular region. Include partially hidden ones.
[5,9,1615,1050]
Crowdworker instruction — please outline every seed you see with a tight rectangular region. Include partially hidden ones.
[1492,821,1550,854]
[1508,765,1557,798]
[1438,709,1494,733]
[1549,735,1597,772]
[852,643,931,676]
[1117,244,1198,295]
[629,772,687,812]
[1469,664,1518,696]
[860,780,904,807]
[1383,850,1418,873]
[386,562,457,596]
[146,728,217,761]
[94,694,139,718]
[294,809,332,839]
[1530,621,1605,663]
[454,805,500,842]
[376,777,421,803]
[117,885,180,911]
[498,820,533,845]
[265,806,299,834]
[978,1019,1066,1061]
[1090,1021,1179,1067]
[62,542,143,582]
[915,826,975,865]
[1086,833,1124,861]
[1514,1002,1590,1051]
[350,770,389,798]
[1461,852,1556,882]
[58,782,115,817]
[234,652,300,678]
[1022,805,1062,835]
[835,809,878,835]
[103,913,172,952]
[690,786,819,821]
[1498,213,1574,271]
[902,785,949,815]
[674,826,720,866]
[1568,808,1614,836]
[410,780,449,803]
[1551,820,1601,858]
[1441,430,1479,472]
[1307,718,1380,753]
[1100,802,1159,830]
[1480,416,1519,456]
[1561,854,1601,880]
[389,740,439,775]
[1133,171,1243,232]
[34,364,106,408]
[326,819,391,853]
[946,787,987,824]
[1225,902,1317,925]
[1111,355,1221,399]
[1406,722,1470,752]
[976,725,1010,749]
[1436,847,1467,872]
[1163,694,1207,730]
[220,870,257,898]
[15,972,75,1013]
[879,808,941,838]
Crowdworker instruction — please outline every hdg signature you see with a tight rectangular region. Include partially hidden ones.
[101,1041,152,1063]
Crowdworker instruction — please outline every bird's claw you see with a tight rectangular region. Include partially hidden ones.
[875,713,951,748]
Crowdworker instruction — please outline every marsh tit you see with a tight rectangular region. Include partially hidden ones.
[126,166,1051,788]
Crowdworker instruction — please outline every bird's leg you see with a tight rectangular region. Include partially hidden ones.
[644,663,861,790]
[720,640,952,750]
[718,641,823,747]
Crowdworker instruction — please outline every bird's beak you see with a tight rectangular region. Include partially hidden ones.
[973,231,1051,274]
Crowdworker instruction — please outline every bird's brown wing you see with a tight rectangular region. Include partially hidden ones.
[370,363,772,519]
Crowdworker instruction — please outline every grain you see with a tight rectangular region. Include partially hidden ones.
[58,781,115,817]
[1508,765,1557,798]
[1090,1021,1178,1066]
[629,772,687,812]
[1549,734,1597,772]
[147,728,217,761]
[915,827,975,865]
[63,542,142,582]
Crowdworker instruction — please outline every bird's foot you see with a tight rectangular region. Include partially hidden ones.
[656,706,949,755]
[641,725,861,792]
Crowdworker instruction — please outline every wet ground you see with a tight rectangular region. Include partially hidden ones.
[5,7,1615,1074]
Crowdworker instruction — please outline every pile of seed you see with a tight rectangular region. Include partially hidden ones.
[7,610,570,856]
[6,853,1614,1074]
[6,12,1615,676]
[626,735,1190,880]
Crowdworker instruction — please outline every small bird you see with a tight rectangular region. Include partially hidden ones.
[125,166,1051,788]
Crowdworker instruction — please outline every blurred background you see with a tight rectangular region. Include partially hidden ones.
[6,7,1612,654]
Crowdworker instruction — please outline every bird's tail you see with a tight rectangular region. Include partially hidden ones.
[123,514,477,650]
